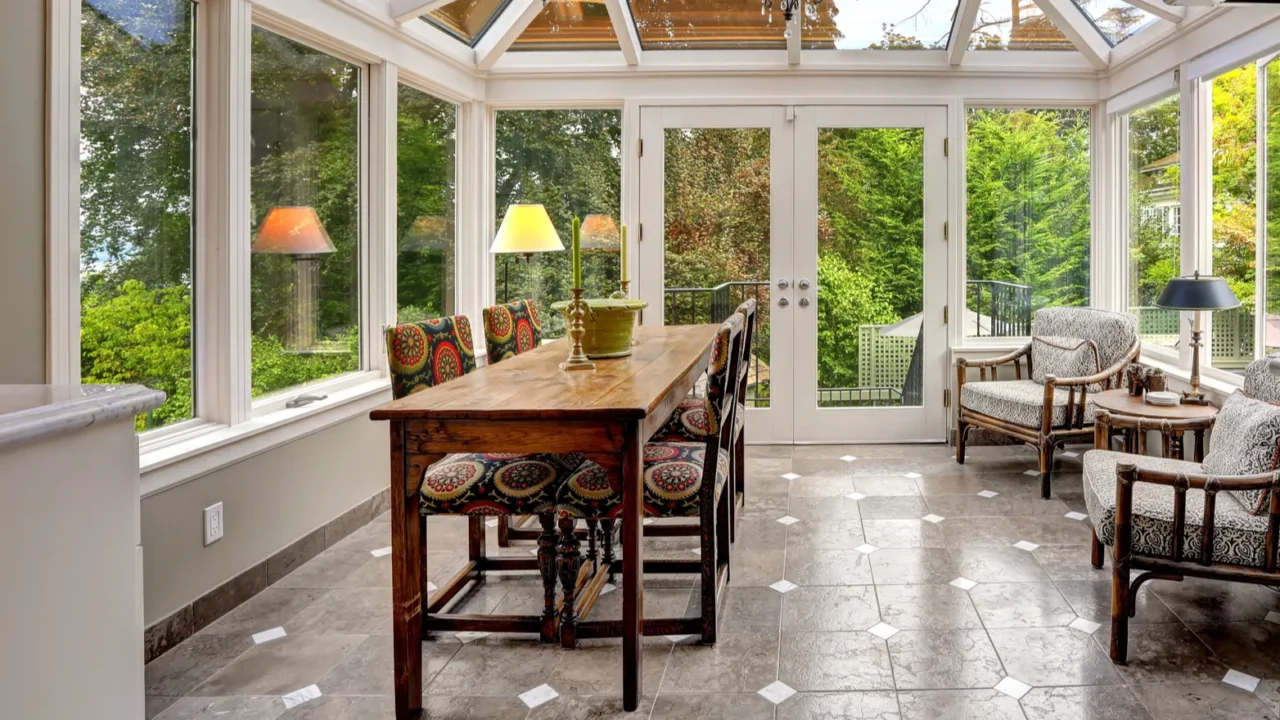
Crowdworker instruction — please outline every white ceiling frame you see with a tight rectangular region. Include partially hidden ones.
[604,0,641,66]
[1122,0,1184,24]
[1037,0,1111,70]
[475,0,543,72]
[389,0,454,24]
[948,0,982,66]
[787,13,800,66]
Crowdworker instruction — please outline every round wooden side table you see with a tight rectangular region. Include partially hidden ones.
[1092,388,1219,461]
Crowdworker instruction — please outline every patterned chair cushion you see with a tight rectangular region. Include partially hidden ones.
[419,452,586,516]
[1030,336,1101,390]
[386,316,477,399]
[1201,391,1280,515]
[1032,307,1138,373]
[960,379,1096,429]
[556,442,731,519]
[483,299,542,365]
[652,396,746,443]
[1244,357,1280,403]
[1083,450,1273,567]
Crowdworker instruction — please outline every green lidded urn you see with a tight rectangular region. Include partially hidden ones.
[550,297,648,358]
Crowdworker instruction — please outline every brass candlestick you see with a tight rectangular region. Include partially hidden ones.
[619,280,630,297]
[561,288,596,371]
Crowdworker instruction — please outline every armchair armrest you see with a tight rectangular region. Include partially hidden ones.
[956,344,1032,392]
[956,344,1031,369]
[1094,410,1217,453]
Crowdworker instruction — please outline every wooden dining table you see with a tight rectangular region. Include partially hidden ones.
[369,323,721,718]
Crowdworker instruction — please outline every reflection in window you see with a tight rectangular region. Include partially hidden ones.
[493,110,621,338]
[970,0,1073,51]
[965,108,1091,337]
[79,0,195,432]
[1071,0,1155,46]
[1127,95,1181,351]
[1209,63,1257,370]
[425,0,513,46]
[397,86,457,324]
[249,27,361,398]
[1267,61,1280,356]
[512,0,619,51]
[629,0,790,50]
[804,0,957,50]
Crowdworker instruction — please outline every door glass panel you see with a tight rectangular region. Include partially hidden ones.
[663,128,772,407]
[816,128,924,408]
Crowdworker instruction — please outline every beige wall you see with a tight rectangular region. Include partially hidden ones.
[0,1,47,384]
[141,414,389,625]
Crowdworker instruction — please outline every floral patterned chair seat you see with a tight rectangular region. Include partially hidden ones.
[651,396,746,444]
[556,442,731,519]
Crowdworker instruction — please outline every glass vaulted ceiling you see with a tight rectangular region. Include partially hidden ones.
[420,0,1163,53]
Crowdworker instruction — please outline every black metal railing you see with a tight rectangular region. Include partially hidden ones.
[816,387,903,408]
[664,281,770,407]
[967,280,1032,337]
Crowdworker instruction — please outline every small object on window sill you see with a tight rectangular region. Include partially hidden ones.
[1145,391,1180,407]
[285,393,328,409]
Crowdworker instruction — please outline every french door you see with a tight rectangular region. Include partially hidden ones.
[638,105,947,444]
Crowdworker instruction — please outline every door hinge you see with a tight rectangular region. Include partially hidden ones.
[943,221,949,241]
[943,388,951,408]
[943,305,949,324]
[638,139,644,157]
[639,223,644,242]
[943,137,949,157]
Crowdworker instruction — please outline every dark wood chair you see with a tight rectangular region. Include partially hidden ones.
[552,313,745,647]
[385,314,586,642]
[956,307,1140,498]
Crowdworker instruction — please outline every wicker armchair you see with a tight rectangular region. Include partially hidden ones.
[956,307,1140,498]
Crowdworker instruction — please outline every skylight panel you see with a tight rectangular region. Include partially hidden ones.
[511,0,620,51]
[425,0,515,47]
[970,0,1074,51]
[1070,0,1156,45]
[804,0,960,50]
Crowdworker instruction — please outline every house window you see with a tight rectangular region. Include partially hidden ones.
[79,0,196,432]
[249,27,362,397]
[1127,94,1181,352]
[397,85,457,323]
[965,107,1092,338]
[492,109,621,338]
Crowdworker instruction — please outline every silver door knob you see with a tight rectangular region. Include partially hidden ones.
[777,279,790,290]
[798,278,811,290]
[799,297,811,308]
[778,297,790,307]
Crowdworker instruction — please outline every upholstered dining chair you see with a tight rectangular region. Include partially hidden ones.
[385,314,586,642]
[553,313,744,648]
[956,307,1140,498]
[1085,357,1280,663]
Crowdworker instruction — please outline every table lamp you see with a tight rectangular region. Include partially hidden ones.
[491,204,563,302]
[252,206,335,351]
[1155,271,1240,405]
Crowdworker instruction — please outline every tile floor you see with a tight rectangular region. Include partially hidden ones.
[146,444,1280,719]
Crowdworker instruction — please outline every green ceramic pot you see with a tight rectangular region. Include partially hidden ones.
[550,297,648,358]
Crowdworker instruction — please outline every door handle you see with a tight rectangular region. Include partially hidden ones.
[777,279,790,290]
[799,297,810,308]
[778,297,790,307]
[798,278,812,290]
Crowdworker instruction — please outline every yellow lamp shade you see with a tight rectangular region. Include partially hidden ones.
[491,204,564,255]
[251,206,335,255]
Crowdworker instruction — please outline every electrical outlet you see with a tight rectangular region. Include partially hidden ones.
[204,502,224,546]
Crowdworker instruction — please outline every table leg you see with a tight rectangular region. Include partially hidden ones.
[621,423,645,712]
[390,423,423,720]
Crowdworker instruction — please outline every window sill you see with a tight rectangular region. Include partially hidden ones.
[1137,351,1243,401]
[139,376,392,498]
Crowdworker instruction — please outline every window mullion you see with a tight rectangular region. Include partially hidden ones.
[1179,64,1210,372]
[368,61,398,375]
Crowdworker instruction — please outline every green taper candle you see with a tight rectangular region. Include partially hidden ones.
[620,224,629,285]
[571,216,583,289]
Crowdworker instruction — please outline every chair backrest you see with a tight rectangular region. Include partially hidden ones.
[482,298,543,366]
[1032,307,1139,372]
[706,312,746,456]
[735,298,758,413]
[1244,357,1280,402]
[385,315,477,399]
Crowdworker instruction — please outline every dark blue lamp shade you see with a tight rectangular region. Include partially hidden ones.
[1155,273,1240,311]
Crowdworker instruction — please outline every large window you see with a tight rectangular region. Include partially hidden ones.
[1127,94,1181,351]
[397,86,457,323]
[79,0,195,432]
[493,109,621,339]
[249,27,362,398]
[965,108,1092,338]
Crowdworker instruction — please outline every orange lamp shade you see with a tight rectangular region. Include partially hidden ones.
[580,214,620,250]
[252,206,336,255]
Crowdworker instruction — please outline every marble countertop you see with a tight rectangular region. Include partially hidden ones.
[0,385,166,450]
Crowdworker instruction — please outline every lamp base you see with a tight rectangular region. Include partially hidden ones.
[1179,393,1210,406]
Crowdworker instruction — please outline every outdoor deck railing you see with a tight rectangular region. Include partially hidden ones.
[664,281,771,408]
[967,280,1032,337]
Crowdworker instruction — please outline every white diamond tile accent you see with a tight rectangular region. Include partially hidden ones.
[781,472,801,480]
[855,544,879,555]
[776,516,800,525]
[994,677,1031,700]
[1068,617,1101,634]
[977,490,999,498]
[601,583,617,595]
[455,631,490,644]
[665,634,696,643]
[867,622,899,640]
[840,455,857,462]
[1065,511,1089,521]
[904,472,922,479]
[1223,669,1261,693]
[769,579,799,594]
[690,548,702,556]
[485,518,499,528]
[922,514,945,524]
[950,577,978,591]
[282,685,322,709]
[643,518,655,525]
[426,581,438,593]
[1062,451,1080,458]
[1265,611,1280,626]
[757,681,797,705]
[370,546,392,558]
[1023,469,1040,477]
[529,548,540,556]
[1014,541,1040,552]
[846,492,867,501]
[519,684,559,709]
[252,627,287,645]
